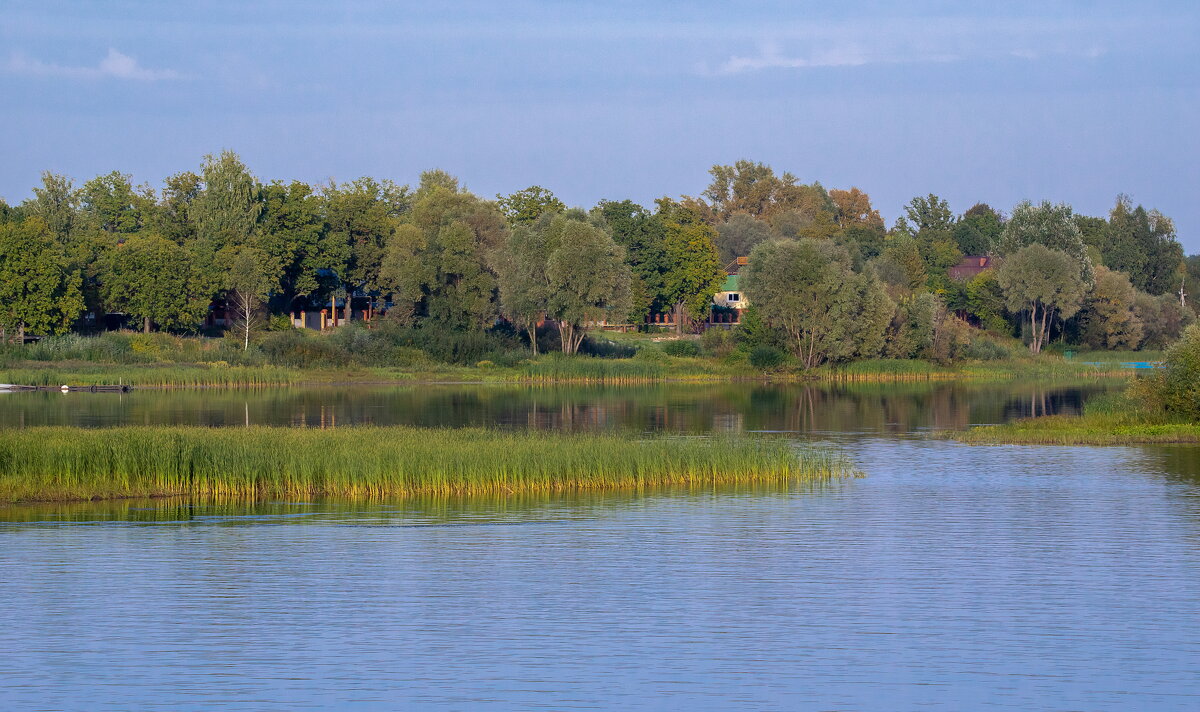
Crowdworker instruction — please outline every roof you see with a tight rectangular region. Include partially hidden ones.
[948,255,992,281]
[720,274,740,292]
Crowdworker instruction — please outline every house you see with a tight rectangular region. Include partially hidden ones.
[712,274,745,310]
[948,255,993,281]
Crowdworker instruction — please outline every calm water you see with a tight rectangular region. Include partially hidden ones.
[3,381,1200,711]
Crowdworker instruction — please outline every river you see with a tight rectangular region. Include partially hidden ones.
[2,381,1198,711]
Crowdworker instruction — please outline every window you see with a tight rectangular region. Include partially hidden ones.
[727,293,740,302]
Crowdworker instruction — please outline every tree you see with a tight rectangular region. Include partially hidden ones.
[258,180,336,303]
[742,238,893,368]
[79,171,153,234]
[545,218,632,354]
[496,186,565,225]
[996,201,1093,284]
[656,199,724,333]
[25,172,78,244]
[407,175,506,329]
[225,247,275,351]
[715,213,774,263]
[1079,265,1143,350]
[702,160,835,226]
[1135,291,1192,350]
[323,177,409,294]
[829,187,884,230]
[192,150,262,257]
[995,244,1088,354]
[594,199,669,320]
[960,203,1003,249]
[377,224,431,325]
[100,233,209,332]
[902,194,955,234]
[0,219,84,341]
[154,171,201,245]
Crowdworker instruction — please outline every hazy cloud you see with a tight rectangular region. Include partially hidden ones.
[4,49,181,80]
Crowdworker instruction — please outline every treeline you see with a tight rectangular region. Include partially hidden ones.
[0,154,1191,365]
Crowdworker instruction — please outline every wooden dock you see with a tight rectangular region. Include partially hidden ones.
[0,384,132,393]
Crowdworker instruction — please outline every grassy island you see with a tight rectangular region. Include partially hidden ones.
[0,426,855,503]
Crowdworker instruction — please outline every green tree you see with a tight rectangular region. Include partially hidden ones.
[0,219,84,341]
[100,233,209,332]
[192,150,263,257]
[743,238,893,368]
[657,199,724,333]
[492,218,552,352]
[964,270,1009,333]
[377,224,432,325]
[545,218,632,353]
[496,186,565,225]
[258,180,337,303]
[995,244,1088,354]
[25,172,79,244]
[79,171,153,234]
[323,177,409,293]
[593,199,669,320]
[1079,265,1143,350]
[225,247,275,350]
[154,171,201,245]
[1134,291,1192,349]
[715,213,774,263]
[996,201,1093,284]
[408,175,506,329]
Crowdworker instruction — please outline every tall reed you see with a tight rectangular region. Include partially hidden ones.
[0,426,854,503]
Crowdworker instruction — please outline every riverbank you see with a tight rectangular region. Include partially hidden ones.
[0,426,855,503]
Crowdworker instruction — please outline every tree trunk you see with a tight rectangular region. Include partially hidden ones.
[144,316,152,334]
[18,322,25,345]
[528,324,538,356]
[674,302,684,335]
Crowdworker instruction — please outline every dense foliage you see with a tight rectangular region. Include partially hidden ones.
[0,154,1192,370]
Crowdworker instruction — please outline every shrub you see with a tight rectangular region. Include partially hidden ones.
[701,328,736,357]
[749,345,786,370]
[662,339,700,357]
[1159,323,1200,420]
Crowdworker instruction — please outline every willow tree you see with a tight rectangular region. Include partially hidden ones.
[743,238,892,368]
[545,219,631,354]
[995,244,1088,354]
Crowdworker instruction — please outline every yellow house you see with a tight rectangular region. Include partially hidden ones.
[712,274,746,310]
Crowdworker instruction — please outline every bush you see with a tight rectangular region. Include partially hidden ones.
[701,328,736,357]
[748,345,786,370]
[1159,323,1200,420]
[662,339,700,357]
[579,336,636,359]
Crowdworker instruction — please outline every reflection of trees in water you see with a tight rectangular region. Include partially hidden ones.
[0,380,1122,434]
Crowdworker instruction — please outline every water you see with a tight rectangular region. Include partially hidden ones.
[3,381,1199,711]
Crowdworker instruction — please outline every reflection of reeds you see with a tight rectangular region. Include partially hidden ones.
[0,480,854,524]
[0,426,856,503]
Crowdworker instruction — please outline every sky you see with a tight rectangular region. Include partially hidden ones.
[2,1,1199,248]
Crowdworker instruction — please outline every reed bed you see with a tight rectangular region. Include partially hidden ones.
[0,426,854,503]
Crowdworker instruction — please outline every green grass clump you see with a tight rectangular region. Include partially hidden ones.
[0,426,854,503]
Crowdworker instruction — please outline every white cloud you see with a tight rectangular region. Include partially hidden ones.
[714,41,958,75]
[4,48,181,81]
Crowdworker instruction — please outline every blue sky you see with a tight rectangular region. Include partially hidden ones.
[3,1,1198,248]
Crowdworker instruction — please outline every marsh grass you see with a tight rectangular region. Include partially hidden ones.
[0,426,854,503]
[945,387,1200,445]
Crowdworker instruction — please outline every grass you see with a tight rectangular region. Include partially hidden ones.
[943,388,1200,445]
[0,426,856,503]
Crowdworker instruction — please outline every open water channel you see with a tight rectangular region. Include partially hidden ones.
[2,381,1199,711]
